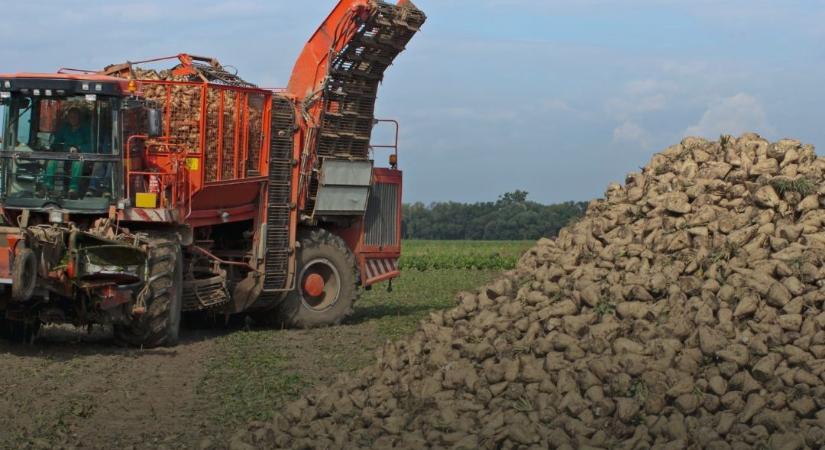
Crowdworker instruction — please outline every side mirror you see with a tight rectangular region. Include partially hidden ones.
[147,108,163,138]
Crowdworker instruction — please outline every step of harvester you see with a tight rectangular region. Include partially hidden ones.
[316,0,426,160]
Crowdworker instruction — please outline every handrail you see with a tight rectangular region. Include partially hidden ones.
[57,67,98,75]
[125,134,190,212]
[125,134,148,201]
[0,151,120,162]
[370,119,400,150]
[370,119,400,167]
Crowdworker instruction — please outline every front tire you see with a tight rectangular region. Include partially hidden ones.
[0,314,40,344]
[271,229,358,329]
[11,248,37,303]
[115,239,183,348]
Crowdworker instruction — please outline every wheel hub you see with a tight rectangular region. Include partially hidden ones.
[302,273,326,297]
[299,259,342,311]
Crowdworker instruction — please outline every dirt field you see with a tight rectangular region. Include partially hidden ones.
[0,268,500,450]
[0,327,218,449]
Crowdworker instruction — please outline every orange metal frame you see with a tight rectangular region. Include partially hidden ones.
[334,168,403,287]
[361,168,403,284]
[286,0,371,100]
[0,230,22,285]
[284,0,412,286]
[124,79,273,228]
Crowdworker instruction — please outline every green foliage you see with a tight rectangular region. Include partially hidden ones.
[354,268,500,339]
[770,177,816,197]
[400,240,534,271]
[197,331,307,426]
[627,379,648,401]
[595,297,616,316]
[403,191,588,241]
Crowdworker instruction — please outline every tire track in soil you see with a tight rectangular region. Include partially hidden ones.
[0,270,494,449]
[0,326,221,450]
[0,321,390,450]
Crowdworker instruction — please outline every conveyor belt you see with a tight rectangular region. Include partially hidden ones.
[316,1,426,160]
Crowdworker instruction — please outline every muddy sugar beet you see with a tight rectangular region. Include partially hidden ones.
[232,133,825,449]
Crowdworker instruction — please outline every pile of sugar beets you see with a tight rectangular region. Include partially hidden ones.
[233,134,825,450]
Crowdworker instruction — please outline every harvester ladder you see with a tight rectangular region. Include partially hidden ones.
[261,96,295,294]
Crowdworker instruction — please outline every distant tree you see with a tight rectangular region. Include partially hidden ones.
[402,191,589,241]
[498,190,529,205]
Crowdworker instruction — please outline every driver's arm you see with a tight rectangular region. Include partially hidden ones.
[51,125,68,151]
[77,126,92,153]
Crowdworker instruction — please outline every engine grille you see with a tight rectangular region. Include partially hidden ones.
[364,182,399,247]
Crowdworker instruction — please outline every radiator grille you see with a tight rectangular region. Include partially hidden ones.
[365,182,399,247]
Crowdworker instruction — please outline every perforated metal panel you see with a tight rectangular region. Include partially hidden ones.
[314,160,373,216]
[364,182,399,247]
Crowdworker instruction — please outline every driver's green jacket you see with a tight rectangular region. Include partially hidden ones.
[53,124,91,153]
[45,124,91,191]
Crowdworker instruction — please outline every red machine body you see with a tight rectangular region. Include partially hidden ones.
[0,0,425,344]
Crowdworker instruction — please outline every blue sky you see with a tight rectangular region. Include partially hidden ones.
[3,1,824,204]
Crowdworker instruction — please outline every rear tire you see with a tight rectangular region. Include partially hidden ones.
[269,229,358,329]
[115,239,183,348]
[11,248,37,303]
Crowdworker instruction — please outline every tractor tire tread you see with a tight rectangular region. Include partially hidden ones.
[270,229,359,329]
[114,237,182,348]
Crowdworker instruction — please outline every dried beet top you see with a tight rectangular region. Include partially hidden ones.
[233,134,825,450]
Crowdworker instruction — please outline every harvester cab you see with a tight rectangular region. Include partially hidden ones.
[0,75,145,211]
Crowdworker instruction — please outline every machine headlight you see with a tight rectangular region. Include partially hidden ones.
[48,210,63,224]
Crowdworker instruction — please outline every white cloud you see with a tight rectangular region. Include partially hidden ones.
[625,78,679,96]
[684,93,775,138]
[606,94,668,119]
[605,78,678,119]
[412,106,518,122]
[613,120,651,148]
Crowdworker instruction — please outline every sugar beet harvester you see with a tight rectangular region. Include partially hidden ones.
[0,1,426,346]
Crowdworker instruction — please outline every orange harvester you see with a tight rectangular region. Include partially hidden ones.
[0,1,425,346]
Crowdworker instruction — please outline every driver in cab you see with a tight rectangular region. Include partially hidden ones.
[41,107,91,199]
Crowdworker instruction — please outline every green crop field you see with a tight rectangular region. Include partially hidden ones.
[363,240,535,337]
[400,240,535,270]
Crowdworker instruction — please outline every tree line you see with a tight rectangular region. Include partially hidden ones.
[402,191,589,241]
